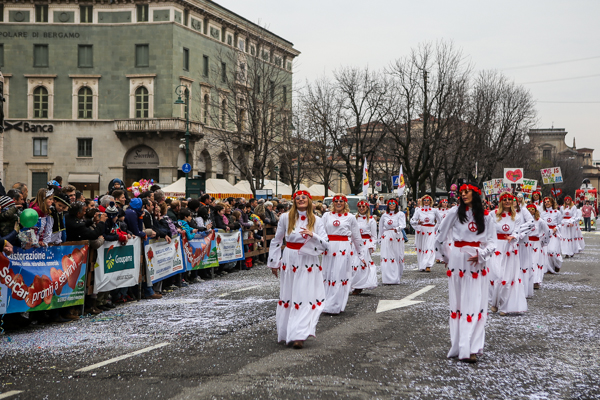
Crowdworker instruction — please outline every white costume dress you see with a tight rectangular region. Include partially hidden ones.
[321,212,365,314]
[529,218,550,286]
[267,211,329,344]
[489,212,528,314]
[516,208,535,298]
[540,208,563,273]
[379,211,406,284]
[351,214,378,290]
[436,206,496,360]
[411,207,441,271]
[574,207,585,252]
[560,205,580,256]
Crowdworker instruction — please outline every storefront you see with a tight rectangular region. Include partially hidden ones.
[123,145,160,188]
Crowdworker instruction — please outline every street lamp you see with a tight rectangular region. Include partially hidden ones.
[174,85,190,198]
[274,165,279,197]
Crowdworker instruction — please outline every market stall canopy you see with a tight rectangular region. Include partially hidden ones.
[162,178,186,198]
[308,184,326,197]
[206,178,252,198]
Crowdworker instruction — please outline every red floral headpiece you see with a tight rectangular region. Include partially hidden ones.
[564,196,572,202]
[357,200,368,207]
[440,199,448,204]
[499,192,514,201]
[422,195,433,202]
[459,184,482,195]
[533,190,542,197]
[387,199,398,205]
[293,190,312,199]
[332,195,348,202]
[526,204,537,211]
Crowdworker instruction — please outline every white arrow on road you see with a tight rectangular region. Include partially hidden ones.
[376,285,436,313]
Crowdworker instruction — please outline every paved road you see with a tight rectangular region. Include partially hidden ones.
[1,233,600,399]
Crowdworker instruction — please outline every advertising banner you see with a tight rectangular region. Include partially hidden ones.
[144,237,185,285]
[0,243,88,314]
[216,229,245,263]
[181,231,218,271]
[541,167,563,185]
[94,237,141,294]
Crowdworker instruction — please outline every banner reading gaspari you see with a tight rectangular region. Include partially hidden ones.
[0,243,89,314]
[181,231,218,271]
[144,237,185,284]
[94,237,141,294]
[216,229,245,263]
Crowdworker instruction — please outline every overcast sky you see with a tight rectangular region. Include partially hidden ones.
[219,0,600,156]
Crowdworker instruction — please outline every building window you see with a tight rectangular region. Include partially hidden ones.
[137,4,148,22]
[34,44,49,67]
[80,6,93,23]
[270,80,275,101]
[283,85,287,104]
[0,44,3,67]
[78,45,93,68]
[0,5,3,22]
[203,94,209,125]
[183,48,189,71]
[33,138,48,156]
[35,5,48,22]
[238,39,245,52]
[32,172,48,194]
[221,62,227,83]
[135,86,149,118]
[255,75,261,94]
[135,44,149,67]
[77,138,93,157]
[78,87,93,119]
[543,149,551,160]
[203,55,209,77]
[33,86,49,118]
[221,99,227,129]
[183,9,189,26]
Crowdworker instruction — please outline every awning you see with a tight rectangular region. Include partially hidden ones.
[68,173,100,183]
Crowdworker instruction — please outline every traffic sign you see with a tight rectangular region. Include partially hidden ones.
[392,175,399,187]
[182,163,192,174]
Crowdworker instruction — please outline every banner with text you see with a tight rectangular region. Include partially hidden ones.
[541,167,563,185]
[0,244,89,314]
[216,229,245,264]
[144,237,185,285]
[181,231,218,271]
[94,237,141,294]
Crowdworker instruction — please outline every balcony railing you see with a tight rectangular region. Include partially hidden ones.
[114,118,203,135]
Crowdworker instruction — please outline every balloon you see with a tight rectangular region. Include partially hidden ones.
[133,182,140,187]
[20,209,39,228]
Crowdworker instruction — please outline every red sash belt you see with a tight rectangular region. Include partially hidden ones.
[454,241,480,248]
[361,234,371,239]
[528,236,540,241]
[328,235,348,241]
[548,225,556,229]
[497,233,511,240]
[563,216,571,219]
[422,224,436,227]
[285,242,304,250]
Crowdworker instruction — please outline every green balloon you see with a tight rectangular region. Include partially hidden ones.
[20,209,39,228]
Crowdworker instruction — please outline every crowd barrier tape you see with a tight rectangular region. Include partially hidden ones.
[93,237,141,294]
[0,242,89,314]
[216,229,245,264]
[181,231,219,271]
[144,237,185,285]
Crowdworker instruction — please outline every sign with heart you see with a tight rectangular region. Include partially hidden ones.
[551,188,562,197]
[503,168,524,184]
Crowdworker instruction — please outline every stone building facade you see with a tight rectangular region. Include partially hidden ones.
[0,0,298,197]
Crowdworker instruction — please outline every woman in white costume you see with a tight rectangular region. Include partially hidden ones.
[350,200,378,295]
[268,190,329,349]
[515,193,535,298]
[540,197,563,273]
[321,194,366,314]
[379,198,406,284]
[411,195,441,272]
[488,192,527,316]
[531,190,544,211]
[436,183,496,363]
[559,196,581,257]
[437,199,452,220]
[526,204,550,290]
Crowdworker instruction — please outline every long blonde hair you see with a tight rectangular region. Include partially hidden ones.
[496,191,516,221]
[328,193,350,214]
[288,198,316,235]
[356,200,370,219]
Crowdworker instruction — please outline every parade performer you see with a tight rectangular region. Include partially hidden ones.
[540,197,563,273]
[350,200,378,295]
[268,190,329,349]
[436,183,496,363]
[437,199,452,220]
[411,195,441,272]
[527,204,550,290]
[560,196,581,257]
[379,198,406,284]
[321,194,366,314]
[532,190,544,211]
[515,193,535,298]
[489,192,527,316]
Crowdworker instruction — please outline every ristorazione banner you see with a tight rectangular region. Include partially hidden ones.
[94,237,141,294]
[181,231,218,270]
[216,229,245,263]
[0,243,89,314]
[144,237,185,285]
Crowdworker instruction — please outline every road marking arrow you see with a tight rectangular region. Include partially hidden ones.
[376,285,436,313]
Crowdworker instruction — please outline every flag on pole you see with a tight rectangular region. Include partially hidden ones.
[362,157,369,198]
[397,165,405,197]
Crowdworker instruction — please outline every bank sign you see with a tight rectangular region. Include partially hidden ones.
[104,244,135,274]
[4,120,54,133]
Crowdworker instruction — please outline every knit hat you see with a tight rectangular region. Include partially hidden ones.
[129,198,143,211]
[0,196,15,209]
[106,201,119,218]
[54,192,71,207]
[264,201,273,207]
